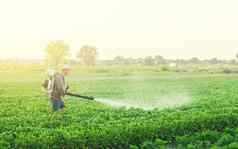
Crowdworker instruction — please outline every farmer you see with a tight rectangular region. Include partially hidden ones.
[42,65,71,112]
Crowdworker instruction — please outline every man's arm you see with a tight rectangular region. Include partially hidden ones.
[42,80,49,90]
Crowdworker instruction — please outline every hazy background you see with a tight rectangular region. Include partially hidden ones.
[1,0,238,60]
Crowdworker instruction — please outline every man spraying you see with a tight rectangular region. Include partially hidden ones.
[42,65,71,112]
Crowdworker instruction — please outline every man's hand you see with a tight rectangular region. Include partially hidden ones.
[65,86,69,94]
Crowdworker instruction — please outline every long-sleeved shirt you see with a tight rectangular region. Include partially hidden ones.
[51,73,66,100]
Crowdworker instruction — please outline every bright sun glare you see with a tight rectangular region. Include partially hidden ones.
[1,0,238,60]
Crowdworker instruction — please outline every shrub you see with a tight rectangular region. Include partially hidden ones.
[161,67,169,71]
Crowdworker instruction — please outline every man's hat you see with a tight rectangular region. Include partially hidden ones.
[62,64,71,70]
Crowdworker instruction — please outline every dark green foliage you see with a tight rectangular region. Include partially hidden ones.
[1,71,238,148]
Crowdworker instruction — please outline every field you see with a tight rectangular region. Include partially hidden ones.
[1,69,238,148]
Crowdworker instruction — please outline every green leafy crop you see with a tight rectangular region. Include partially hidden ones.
[1,71,238,148]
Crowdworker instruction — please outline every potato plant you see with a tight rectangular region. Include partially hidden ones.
[1,71,238,148]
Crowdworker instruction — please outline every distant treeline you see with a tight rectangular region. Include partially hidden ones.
[0,56,238,74]
[0,56,237,67]
[98,56,237,66]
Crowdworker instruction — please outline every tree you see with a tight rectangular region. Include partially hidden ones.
[77,45,97,66]
[189,57,200,64]
[236,54,238,62]
[135,58,144,66]
[113,56,125,65]
[154,55,166,65]
[124,57,134,65]
[176,59,186,65]
[229,59,236,64]
[208,58,219,64]
[44,40,70,70]
[144,56,154,66]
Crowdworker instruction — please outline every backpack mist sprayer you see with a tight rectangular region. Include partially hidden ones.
[65,92,94,100]
[42,79,95,101]
[65,86,95,100]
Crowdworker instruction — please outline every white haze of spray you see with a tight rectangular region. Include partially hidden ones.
[95,93,191,110]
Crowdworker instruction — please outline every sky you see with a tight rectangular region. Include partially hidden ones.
[1,0,238,60]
